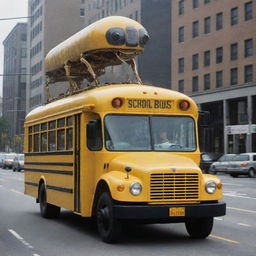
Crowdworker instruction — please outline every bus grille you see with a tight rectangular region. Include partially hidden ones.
[150,173,199,201]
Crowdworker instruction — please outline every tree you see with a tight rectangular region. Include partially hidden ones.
[12,134,22,153]
[0,117,9,151]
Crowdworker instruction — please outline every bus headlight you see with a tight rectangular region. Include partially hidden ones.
[205,181,217,194]
[130,182,142,196]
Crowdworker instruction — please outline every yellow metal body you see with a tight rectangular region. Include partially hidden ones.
[24,84,223,217]
[44,16,146,83]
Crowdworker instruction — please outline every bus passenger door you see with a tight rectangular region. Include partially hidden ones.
[74,114,81,213]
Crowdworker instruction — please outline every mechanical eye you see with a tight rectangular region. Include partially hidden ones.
[139,28,149,47]
[106,28,125,45]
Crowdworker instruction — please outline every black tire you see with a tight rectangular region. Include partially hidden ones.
[13,168,16,172]
[96,192,122,243]
[39,183,60,218]
[248,168,255,178]
[185,217,213,239]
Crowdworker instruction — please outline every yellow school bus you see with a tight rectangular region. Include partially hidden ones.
[24,16,225,243]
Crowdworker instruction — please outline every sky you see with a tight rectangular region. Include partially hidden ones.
[0,0,28,97]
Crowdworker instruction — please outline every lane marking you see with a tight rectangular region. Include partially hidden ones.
[8,229,41,256]
[237,223,251,227]
[224,193,256,200]
[8,229,34,249]
[227,206,256,214]
[222,183,242,186]
[10,189,24,195]
[214,217,223,221]
[210,234,240,244]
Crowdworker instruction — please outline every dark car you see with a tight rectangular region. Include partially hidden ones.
[13,154,24,172]
[200,152,222,173]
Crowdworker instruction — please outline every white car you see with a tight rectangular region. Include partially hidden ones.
[209,154,237,174]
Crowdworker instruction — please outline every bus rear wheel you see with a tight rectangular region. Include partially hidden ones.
[185,217,213,239]
[39,183,60,218]
[96,192,121,243]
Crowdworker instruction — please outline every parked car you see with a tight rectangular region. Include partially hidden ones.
[228,153,256,178]
[200,152,222,173]
[2,153,17,169]
[13,154,24,172]
[0,153,8,168]
[209,154,237,174]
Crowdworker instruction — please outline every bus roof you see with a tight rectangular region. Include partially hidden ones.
[25,84,198,125]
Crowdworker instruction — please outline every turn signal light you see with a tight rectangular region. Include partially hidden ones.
[179,100,190,111]
[112,98,123,108]
[217,183,222,189]
[117,184,125,192]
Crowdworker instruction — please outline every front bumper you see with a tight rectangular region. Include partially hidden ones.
[229,167,249,174]
[113,201,226,222]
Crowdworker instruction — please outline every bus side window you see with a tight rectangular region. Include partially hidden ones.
[87,119,102,151]
[48,131,56,151]
[66,128,73,150]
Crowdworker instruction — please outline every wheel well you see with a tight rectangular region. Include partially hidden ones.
[92,180,110,217]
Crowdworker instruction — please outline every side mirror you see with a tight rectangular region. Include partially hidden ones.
[198,111,210,127]
[87,120,98,139]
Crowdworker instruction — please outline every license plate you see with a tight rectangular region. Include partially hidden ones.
[169,207,185,217]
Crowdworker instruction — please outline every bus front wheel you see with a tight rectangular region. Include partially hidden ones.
[39,183,60,218]
[96,192,121,243]
[185,217,213,239]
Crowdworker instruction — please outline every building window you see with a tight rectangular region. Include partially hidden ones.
[216,71,223,87]
[21,48,27,57]
[80,8,85,16]
[179,0,184,15]
[244,65,253,83]
[178,26,184,43]
[204,0,210,4]
[192,21,199,38]
[204,16,211,34]
[193,0,199,8]
[231,7,238,25]
[231,68,238,85]
[204,73,211,90]
[178,80,184,93]
[21,33,27,41]
[230,43,238,60]
[192,53,199,70]
[204,50,210,66]
[245,1,253,21]
[216,12,223,30]
[216,47,223,64]
[192,76,198,92]
[178,58,184,73]
[244,39,253,57]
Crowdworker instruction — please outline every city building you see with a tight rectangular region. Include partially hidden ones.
[82,0,171,88]
[26,0,84,113]
[0,97,2,117]
[172,0,256,154]
[2,23,27,140]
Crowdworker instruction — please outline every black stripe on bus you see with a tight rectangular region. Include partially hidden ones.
[25,151,73,156]
[24,168,73,175]
[25,162,73,167]
[47,185,73,194]
[25,181,38,187]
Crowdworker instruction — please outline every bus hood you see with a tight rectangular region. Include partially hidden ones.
[109,152,200,174]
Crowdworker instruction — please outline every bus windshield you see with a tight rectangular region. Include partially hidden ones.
[104,115,196,152]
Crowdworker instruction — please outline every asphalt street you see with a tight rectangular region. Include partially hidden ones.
[0,168,255,256]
